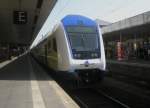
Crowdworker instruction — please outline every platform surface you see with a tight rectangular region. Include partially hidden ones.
[0,54,79,108]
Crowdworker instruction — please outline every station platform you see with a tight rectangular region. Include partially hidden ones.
[0,57,17,69]
[0,54,79,108]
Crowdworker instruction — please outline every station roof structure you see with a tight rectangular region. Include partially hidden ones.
[95,19,110,28]
[0,0,57,45]
[101,11,150,41]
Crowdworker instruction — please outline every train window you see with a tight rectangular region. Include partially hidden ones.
[53,38,57,52]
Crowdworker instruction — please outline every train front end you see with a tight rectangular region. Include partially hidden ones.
[61,15,106,83]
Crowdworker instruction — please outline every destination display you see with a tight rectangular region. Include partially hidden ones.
[66,26,97,33]
[13,11,27,24]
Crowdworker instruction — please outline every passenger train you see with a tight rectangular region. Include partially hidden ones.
[31,15,106,86]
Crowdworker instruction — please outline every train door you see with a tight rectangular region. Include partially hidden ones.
[44,44,48,64]
[52,38,58,69]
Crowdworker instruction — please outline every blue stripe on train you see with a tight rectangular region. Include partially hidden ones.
[61,15,96,26]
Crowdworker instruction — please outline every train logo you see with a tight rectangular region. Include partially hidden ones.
[84,61,89,67]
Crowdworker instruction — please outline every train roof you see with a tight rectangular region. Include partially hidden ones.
[61,15,97,26]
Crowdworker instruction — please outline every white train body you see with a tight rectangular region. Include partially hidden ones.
[55,23,106,72]
[32,15,106,83]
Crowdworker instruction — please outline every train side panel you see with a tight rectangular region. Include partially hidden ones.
[98,25,106,71]
[32,39,47,65]
[46,32,58,70]
[56,23,72,71]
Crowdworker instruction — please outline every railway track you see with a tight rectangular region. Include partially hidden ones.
[71,88,130,108]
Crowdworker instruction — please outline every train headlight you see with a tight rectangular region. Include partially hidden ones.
[91,53,95,57]
[74,54,78,57]
[74,54,81,58]
[94,53,98,57]
[91,53,98,58]
[77,54,81,58]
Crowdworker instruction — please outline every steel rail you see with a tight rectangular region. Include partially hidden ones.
[95,89,130,108]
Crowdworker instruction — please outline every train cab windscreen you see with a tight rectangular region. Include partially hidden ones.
[66,26,100,59]
[66,26,97,33]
